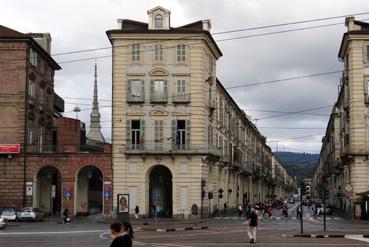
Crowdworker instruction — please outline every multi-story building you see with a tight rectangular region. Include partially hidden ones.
[0,25,112,216]
[107,6,296,218]
[314,17,369,219]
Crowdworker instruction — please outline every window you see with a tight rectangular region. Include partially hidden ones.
[39,127,45,152]
[27,120,33,145]
[208,125,213,147]
[29,48,37,67]
[367,45,369,63]
[154,120,164,150]
[128,79,144,102]
[28,79,35,97]
[40,87,45,104]
[154,14,163,28]
[176,44,186,62]
[130,120,142,150]
[40,59,45,74]
[176,79,187,101]
[154,43,163,62]
[131,43,140,61]
[150,80,167,102]
[174,120,188,150]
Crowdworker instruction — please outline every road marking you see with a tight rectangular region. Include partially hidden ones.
[144,243,369,246]
[0,229,106,236]
[99,231,110,239]
[346,237,369,243]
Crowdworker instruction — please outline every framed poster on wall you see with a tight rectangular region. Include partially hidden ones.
[117,194,129,213]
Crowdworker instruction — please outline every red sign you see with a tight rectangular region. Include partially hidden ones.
[0,144,20,154]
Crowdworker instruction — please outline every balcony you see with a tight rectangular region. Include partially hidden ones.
[125,143,219,156]
[150,92,168,103]
[173,93,190,103]
[127,91,144,103]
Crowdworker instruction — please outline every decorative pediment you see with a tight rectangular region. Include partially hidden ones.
[150,67,169,77]
[150,108,168,116]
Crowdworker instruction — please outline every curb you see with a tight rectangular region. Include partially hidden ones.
[155,226,208,232]
[289,234,368,238]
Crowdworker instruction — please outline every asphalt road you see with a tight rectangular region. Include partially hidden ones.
[1,203,369,247]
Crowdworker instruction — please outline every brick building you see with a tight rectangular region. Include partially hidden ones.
[0,25,112,216]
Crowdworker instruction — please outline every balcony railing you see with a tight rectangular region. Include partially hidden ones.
[150,92,167,103]
[125,143,220,155]
[173,93,190,103]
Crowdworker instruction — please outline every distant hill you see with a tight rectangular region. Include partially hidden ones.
[274,152,319,183]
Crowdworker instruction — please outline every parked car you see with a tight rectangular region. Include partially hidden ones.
[288,197,295,204]
[0,217,6,229]
[18,207,44,222]
[1,207,17,221]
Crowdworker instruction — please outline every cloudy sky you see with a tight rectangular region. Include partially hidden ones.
[2,0,368,153]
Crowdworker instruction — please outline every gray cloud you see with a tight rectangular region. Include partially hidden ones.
[1,0,368,153]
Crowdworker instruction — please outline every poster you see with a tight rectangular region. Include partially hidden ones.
[118,194,129,213]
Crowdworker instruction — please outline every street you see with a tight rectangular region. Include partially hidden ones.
[1,203,369,247]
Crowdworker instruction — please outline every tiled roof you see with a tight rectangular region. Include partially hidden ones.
[0,25,28,38]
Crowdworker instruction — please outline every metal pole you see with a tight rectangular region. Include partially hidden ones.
[300,189,303,234]
[155,189,158,228]
[323,188,327,231]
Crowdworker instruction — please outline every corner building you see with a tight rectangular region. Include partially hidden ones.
[107,7,295,218]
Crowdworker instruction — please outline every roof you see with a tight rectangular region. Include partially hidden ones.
[0,24,61,70]
[338,19,369,59]
[106,19,223,57]
[0,25,28,38]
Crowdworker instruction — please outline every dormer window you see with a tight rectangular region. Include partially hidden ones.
[154,14,163,28]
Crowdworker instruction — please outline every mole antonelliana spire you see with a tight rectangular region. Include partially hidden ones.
[87,61,105,143]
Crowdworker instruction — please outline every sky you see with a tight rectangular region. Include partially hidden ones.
[1,0,368,154]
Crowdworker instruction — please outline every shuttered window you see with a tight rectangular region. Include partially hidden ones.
[154,120,163,150]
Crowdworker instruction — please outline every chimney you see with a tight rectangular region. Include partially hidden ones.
[345,16,359,32]
[117,19,123,29]
[202,19,211,32]
[28,33,52,54]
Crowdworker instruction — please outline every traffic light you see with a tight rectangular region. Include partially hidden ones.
[324,189,330,200]
[300,183,309,196]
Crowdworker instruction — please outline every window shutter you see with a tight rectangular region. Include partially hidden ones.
[186,120,191,150]
[164,80,168,102]
[141,79,145,101]
[150,80,154,101]
[186,80,189,101]
[363,44,368,64]
[140,120,145,150]
[126,120,131,149]
[172,120,176,150]
[127,79,132,101]
[174,80,177,101]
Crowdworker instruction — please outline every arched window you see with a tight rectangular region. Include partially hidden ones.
[154,14,163,28]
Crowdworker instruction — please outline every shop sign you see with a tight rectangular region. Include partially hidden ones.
[0,144,20,154]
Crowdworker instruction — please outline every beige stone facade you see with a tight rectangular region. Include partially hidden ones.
[107,7,296,218]
[314,17,369,219]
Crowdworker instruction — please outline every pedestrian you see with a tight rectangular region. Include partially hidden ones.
[297,205,302,220]
[244,207,258,244]
[355,206,362,224]
[224,202,228,215]
[62,208,70,224]
[109,221,133,247]
[214,204,219,217]
[267,204,272,218]
[134,205,139,220]
[238,204,243,217]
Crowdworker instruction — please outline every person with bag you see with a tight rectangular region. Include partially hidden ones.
[243,207,258,244]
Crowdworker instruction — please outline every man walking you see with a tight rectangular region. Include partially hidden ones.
[238,204,243,217]
[244,207,258,244]
[224,202,228,215]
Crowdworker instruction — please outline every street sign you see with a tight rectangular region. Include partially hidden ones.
[0,144,20,154]
[26,185,33,196]
[65,191,72,199]
[104,191,110,198]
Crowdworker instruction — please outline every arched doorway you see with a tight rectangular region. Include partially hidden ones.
[36,166,61,217]
[149,165,173,218]
[76,166,103,215]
